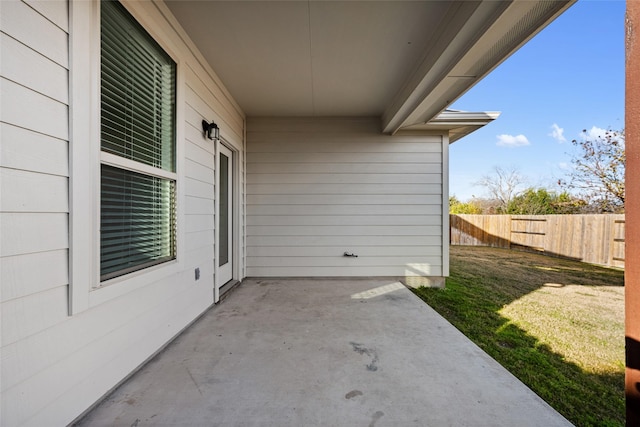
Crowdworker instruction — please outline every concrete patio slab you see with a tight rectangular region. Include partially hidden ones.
[76,278,573,426]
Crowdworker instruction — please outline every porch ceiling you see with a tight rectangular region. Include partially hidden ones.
[164,0,574,133]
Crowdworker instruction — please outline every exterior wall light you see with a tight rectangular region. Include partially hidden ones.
[202,120,220,141]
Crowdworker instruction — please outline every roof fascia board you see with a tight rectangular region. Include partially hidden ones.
[383,0,575,135]
[402,110,501,128]
[399,0,575,130]
[381,0,509,135]
[397,110,499,141]
[430,110,501,123]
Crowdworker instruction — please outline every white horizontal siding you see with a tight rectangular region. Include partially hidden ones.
[184,176,215,198]
[183,61,247,285]
[3,272,213,427]
[248,162,437,174]
[248,235,442,246]
[247,183,441,195]
[0,212,69,257]
[1,78,68,140]
[186,195,215,215]
[32,284,210,427]
[248,204,441,216]
[0,0,69,67]
[1,271,204,394]
[1,12,73,414]
[248,256,442,268]
[247,173,441,184]
[247,266,442,277]
[185,214,215,233]
[1,250,69,302]
[0,123,68,176]
[185,65,244,144]
[246,117,444,277]
[247,152,440,164]
[247,246,441,257]
[247,215,441,226]
[0,32,69,103]
[2,286,69,346]
[185,229,215,253]
[185,158,214,184]
[183,84,216,291]
[23,0,69,31]
[0,169,68,213]
[185,137,215,169]
[248,194,443,205]
[183,246,214,281]
[247,225,441,236]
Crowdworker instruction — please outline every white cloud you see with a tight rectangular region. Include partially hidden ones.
[548,123,566,143]
[557,162,572,171]
[496,134,530,147]
[583,126,607,140]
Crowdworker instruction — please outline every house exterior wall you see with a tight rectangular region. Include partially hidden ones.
[0,1,245,425]
[246,117,448,281]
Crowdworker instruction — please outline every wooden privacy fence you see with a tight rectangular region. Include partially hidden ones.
[450,214,625,269]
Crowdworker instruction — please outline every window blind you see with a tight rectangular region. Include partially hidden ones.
[101,166,176,280]
[101,0,176,172]
[100,0,177,281]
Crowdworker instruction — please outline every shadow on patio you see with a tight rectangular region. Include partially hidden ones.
[76,278,572,426]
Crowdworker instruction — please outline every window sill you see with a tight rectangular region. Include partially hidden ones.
[89,259,181,308]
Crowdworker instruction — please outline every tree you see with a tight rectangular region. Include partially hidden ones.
[560,128,625,213]
[475,166,525,212]
[505,188,585,215]
[449,196,483,214]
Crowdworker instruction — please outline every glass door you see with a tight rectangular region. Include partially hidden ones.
[217,143,233,294]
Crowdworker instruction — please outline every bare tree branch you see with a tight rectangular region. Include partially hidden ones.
[560,129,625,213]
[474,166,525,211]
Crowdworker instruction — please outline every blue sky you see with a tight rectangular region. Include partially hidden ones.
[449,0,625,201]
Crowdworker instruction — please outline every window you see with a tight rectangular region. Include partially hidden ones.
[100,0,177,281]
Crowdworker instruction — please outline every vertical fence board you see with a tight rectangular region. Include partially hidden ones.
[450,214,625,269]
[609,218,626,268]
[510,216,546,251]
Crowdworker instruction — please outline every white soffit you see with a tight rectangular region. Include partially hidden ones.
[164,0,575,127]
[165,0,451,117]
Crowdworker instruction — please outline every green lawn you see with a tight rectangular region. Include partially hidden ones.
[412,246,625,427]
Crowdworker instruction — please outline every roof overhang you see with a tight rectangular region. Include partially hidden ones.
[399,110,501,143]
[163,0,575,135]
[382,0,575,134]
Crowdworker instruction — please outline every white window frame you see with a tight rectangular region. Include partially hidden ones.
[69,0,185,314]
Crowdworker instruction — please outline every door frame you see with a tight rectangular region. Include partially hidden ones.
[215,140,237,302]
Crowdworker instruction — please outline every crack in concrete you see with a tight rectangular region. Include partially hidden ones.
[185,366,203,396]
